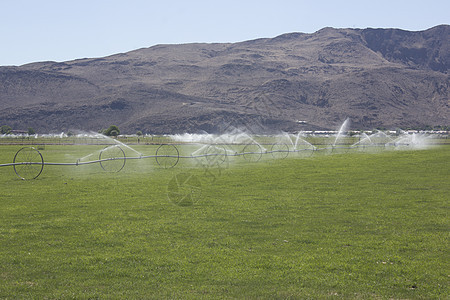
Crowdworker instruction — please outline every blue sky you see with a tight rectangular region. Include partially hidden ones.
[1,0,448,66]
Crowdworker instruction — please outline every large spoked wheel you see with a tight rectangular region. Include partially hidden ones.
[156,144,180,168]
[13,147,44,180]
[271,143,289,159]
[99,145,126,173]
[205,144,228,166]
[243,144,262,162]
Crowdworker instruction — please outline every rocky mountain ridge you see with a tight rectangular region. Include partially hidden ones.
[0,25,448,133]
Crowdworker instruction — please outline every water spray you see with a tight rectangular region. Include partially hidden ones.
[0,122,436,180]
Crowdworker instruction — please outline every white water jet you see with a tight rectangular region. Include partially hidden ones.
[267,131,315,157]
[271,131,315,151]
[293,131,315,151]
[282,132,295,149]
[78,152,95,162]
[351,132,372,148]
[388,133,431,150]
[368,131,394,145]
[170,133,217,144]
[191,144,209,156]
[93,133,144,157]
[72,132,144,164]
[172,128,269,160]
[333,118,351,147]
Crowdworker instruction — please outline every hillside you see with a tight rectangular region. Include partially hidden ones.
[0,25,448,134]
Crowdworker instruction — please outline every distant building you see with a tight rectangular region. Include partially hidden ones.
[10,130,28,134]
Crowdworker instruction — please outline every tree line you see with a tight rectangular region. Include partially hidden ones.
[1,124,146,136]
[1,125,35,135]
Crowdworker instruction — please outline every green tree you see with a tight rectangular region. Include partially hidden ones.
[1,125,12,134]
[136,130,143,136]
[28,127,36,135]
[104,125,120,137]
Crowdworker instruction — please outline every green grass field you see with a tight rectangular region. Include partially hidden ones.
[0,144,448,298]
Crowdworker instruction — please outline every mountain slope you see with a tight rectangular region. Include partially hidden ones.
[0,25,448,133]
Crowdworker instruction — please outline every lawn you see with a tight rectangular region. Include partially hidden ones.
[0,144,448,298]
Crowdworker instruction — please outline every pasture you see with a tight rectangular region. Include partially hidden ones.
[0,141,448,298]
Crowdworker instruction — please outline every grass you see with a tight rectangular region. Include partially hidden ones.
[0,144,448,298]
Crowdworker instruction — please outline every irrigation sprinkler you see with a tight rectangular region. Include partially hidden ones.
[205,144,228,166]
[270,143,289,159]
[242,143,263,162]
[2,146,130,180]
[99,145,126,173]
[0,130,433,180]
[314,146,332,155]
[155,144,180,168]
[296,145,315,158]
[13,147,44,180]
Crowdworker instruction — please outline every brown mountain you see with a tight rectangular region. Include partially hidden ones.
[0,25,448,134]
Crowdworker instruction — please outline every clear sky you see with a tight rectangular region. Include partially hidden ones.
[1,0,448,66]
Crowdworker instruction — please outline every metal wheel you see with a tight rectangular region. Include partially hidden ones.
[13,147,44,180]
[243,144,262,162]
[156,144,179,168]
[270,143,289,159]
[205,144,227,165]
[99,145,126,172]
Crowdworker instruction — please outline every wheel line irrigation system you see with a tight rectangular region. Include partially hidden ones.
[0,131,433,180]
